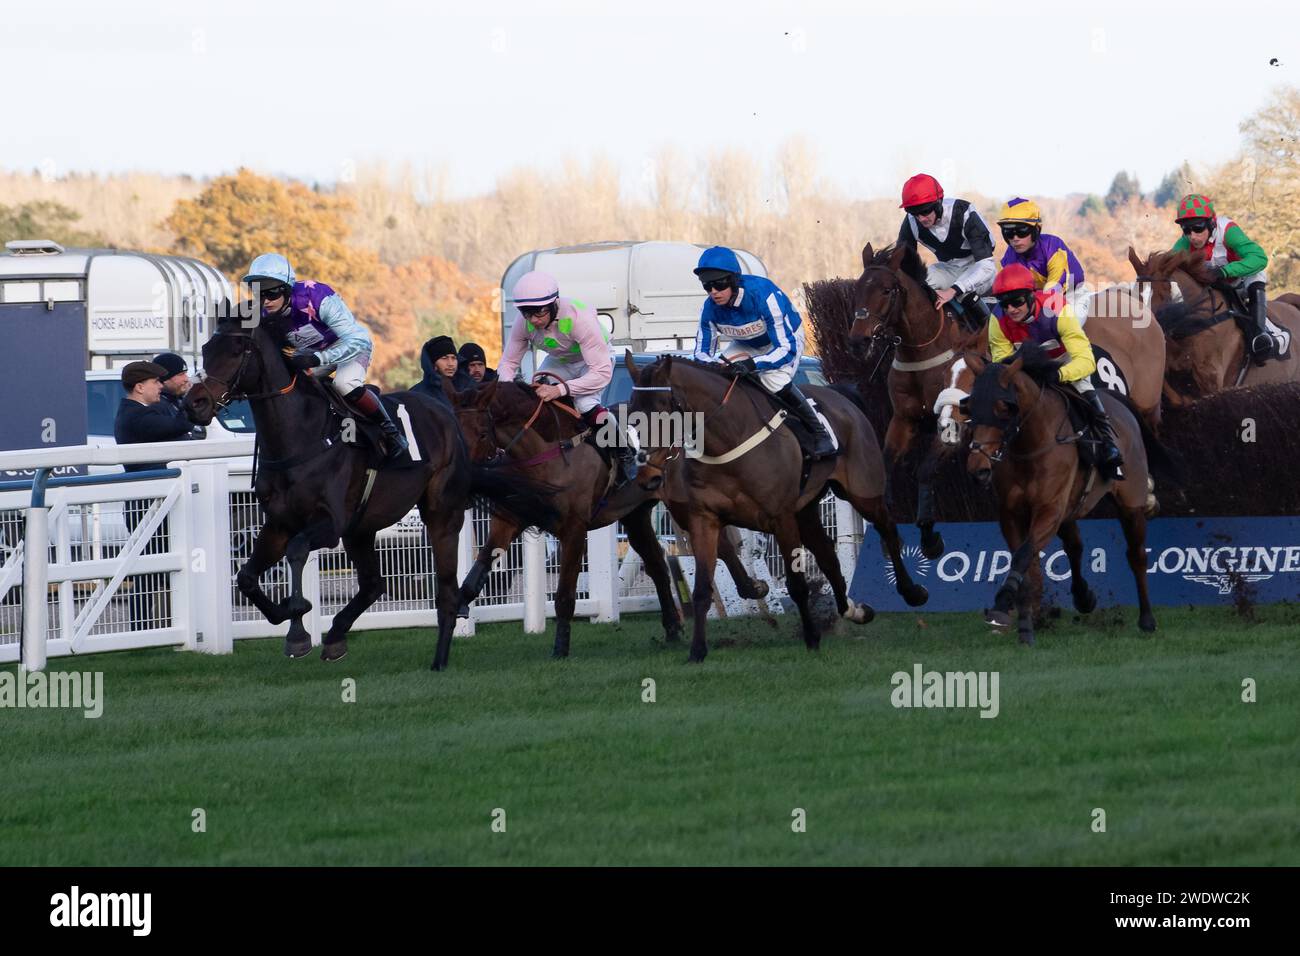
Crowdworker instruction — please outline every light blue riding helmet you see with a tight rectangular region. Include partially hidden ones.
[242,253,296,289]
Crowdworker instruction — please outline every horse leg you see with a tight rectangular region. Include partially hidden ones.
[685,514,721,663]
[458,515,518,615]
[1058,520,1096,614]
[235,523,291,625]
[719,526,768,601]
[843,488,928,609]
[320,530,384,663]
[987,511,1027,630]
[915,438,946,559]
[281,516,338,659]
[774,514,820,651]
[795,502,850,617]
[1117,504,1157,633]
[423,504,466,671]
[881,416,915,517]
[550,528,586,659]
[624,503,682,643]
[1005,510,1060,646]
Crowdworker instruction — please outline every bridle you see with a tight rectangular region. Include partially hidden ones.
[853,267,948,379]
[475,373,587,468]
[628,357,760,470]
[195,325,299,411]
[966,369,1068,467]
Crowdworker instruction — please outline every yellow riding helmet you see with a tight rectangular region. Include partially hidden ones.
[996,197,1042,225]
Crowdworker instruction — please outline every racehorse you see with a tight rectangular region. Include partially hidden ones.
[451,378,772,658]
[184,309,557,671]
[963,344,1181,645]
[1129,247,1300,405]
[626,351,929,663]
[848,243,988,560]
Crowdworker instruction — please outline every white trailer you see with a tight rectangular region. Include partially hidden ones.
[500,240,767,354]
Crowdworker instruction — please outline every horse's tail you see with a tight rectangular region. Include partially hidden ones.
[468,464,561,532]
[1109,390,1185,486]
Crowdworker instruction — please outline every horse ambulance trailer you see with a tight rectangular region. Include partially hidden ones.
[500,241,768,355]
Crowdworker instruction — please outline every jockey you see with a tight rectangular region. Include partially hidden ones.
[242,253,408,459]
[692,246,836,459]
[897,173,996,327]
[988,264,1124,478]
[496,270,639,485]
[1171,193,1288,365]
[996,197,1091,323]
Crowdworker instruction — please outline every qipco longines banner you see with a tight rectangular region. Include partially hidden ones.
[849,517,1300,612]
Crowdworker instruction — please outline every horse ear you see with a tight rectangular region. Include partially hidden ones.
[623,348,638,376]
[861,243,874,269]
[964,351,986,375]
[888,244,908,270]
[1127,246,1145,275]
[440,376,458,404]
[1007,353,1025,377]
[474,379,498,407]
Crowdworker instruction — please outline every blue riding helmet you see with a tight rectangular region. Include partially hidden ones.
[242,253,296,289]
[693,246,743,277]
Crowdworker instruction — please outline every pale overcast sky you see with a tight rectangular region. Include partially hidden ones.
[3,0,1295,200]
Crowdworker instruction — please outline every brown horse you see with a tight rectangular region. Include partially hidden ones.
[451,378,771,658]
[626,352,929,663]
[848,243,987,560]
[185,310,557,671]
[1129,246,1300,405]
[963,343,1181,645]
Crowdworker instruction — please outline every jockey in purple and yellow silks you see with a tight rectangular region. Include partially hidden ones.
[242,253,408,459]
[996,198,1090,323]
[988,264,1123,478]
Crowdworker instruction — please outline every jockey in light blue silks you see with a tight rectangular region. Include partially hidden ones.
[692,246,836,458]
[242,253,407,459]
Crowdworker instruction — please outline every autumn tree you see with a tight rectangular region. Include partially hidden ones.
[0,200,108,247]
[166,168,379,294]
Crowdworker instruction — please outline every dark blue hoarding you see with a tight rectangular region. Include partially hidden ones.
[849,517,1300,611]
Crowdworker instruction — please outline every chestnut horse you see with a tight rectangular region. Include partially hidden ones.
[848,243,988,560]
[963,344,1181,645]
[1129,246,1300,405]
[451,379,771,658]
[626,352,929,664]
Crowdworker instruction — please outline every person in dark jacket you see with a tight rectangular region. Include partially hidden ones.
[114,361,202,631]
[411,335,475,401]
[457,341,498,385]
[151,351,206,438]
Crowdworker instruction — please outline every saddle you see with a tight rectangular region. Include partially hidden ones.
[1053,383,1104,473]
[328,384,420,470]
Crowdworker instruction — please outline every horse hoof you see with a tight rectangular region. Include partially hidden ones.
[842,599,873,624]
[687,649,707,664]
[1018,632,1036,646]
[551,649,570,660]
[1145,493,1160,516]
[750,581,770,599]
[985,608,1013,629]
[920,532,945,560]
[1073,588,1097,615]
[320,641,347,663]
[1139,614,1157,633]
[903,584,929,607]
[663,626,683,644]
[430,659,445,672]
[284,636,313,659]
[804,638,821,651]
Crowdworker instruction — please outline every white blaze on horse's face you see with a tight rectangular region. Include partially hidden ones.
[934,358,969,446]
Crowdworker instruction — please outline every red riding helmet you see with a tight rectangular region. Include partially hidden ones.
[992,264,1037,296]
[1175,194,1216,222]
[900,173,944,209]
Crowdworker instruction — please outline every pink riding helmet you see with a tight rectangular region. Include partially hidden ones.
[510,271,560,307]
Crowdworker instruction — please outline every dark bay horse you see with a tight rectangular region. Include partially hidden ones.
[963,344,1181,645]
[1129,247,1300,405]
[849,243,988,559]
[626,352,928,663]
[185,310,556,670]
[451,378,771,658]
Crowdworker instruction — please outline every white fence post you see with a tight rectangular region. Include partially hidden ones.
[21,503,48,672]
[184,460,233,655]
[303,552,323,647]
[587,524,620,623]
[523,528,546,634]
[454,518,476,638]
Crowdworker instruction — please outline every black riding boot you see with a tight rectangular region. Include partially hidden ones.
[1084,389,1124,479]
[957,291,992,331]
[778,383,837,459]
[349,387,408,460]
[1246,282,1276,365]
[583,408,639,485]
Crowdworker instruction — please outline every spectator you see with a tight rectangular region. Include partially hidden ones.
[151,352,206,438]
[113,361,201,630]
[412,335,474,401]
[457,341,498,385]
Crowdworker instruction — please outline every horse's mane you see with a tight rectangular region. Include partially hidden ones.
[870,243,937,304]
[1145,247,1215,284]
[488,379,587,440]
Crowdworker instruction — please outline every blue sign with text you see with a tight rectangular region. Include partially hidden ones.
[849,517,1300,611]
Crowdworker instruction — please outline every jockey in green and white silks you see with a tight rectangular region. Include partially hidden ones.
[692,246,836,459]
[242,253,407,458]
